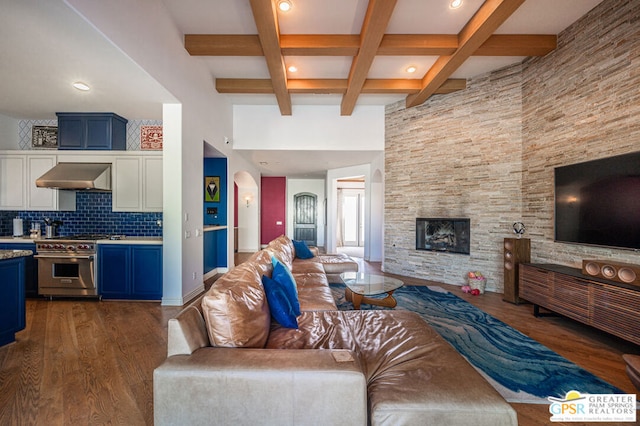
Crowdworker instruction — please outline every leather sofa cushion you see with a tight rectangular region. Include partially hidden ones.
[291,258,326,275]
[293,272,337,311]
[201,258,271,348]
[266,235,295,270]
[316,254,358,274]
[267,310,517,425]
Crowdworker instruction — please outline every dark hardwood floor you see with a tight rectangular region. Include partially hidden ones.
[1,254,638,425]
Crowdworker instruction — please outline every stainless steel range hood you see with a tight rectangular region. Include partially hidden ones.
[36,163,111,191]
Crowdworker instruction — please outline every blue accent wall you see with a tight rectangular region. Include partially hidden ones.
[0,192,162,237]
[203,158,228,226]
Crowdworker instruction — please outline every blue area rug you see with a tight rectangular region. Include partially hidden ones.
[330,283,624,404]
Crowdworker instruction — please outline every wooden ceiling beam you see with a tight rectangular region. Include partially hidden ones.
[249,0,291,115]
[216,78,466,95]
[341,0,398,116]
[185,35,263,56]
[406,0,526,108]
[280,35,360,56]
[216,78,274,93]
[378,35,458,55]
[475,34,556,56]
[185,33,555,57]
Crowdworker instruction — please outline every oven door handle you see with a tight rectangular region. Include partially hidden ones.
[34,254,95,260]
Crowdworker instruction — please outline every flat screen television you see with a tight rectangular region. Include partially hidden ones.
[554,151,640,251]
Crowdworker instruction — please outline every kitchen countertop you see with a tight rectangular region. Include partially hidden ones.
[96,236,162,245]
[0,250,33,260]
[0,236,162,245]
[0,237,36,244]
[204,226,227,232]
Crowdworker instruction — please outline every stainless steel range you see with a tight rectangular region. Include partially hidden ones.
[34,234,109,298]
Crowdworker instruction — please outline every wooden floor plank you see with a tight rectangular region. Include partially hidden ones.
[0,256,638,426]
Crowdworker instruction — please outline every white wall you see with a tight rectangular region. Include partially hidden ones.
[233,105,384,150]
[369,153,384,262]
[66,0,258,304]
[287,178,326,248]
[0,114,19,149]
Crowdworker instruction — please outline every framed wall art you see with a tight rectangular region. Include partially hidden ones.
[140,125,163,150]
[205,176,220,202]
[32,126,58,149]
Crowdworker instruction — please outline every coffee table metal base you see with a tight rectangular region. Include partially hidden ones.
[345,287,398,310]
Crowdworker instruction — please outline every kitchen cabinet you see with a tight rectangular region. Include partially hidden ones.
[0,242,38,297]
[26,155,76,211]
[56,113,127,150]
[0,256,26,346]
[204,227,227,274]
[0,155,25,209]
[98,244,162,300]
[0,153,75,211]
[112,155,162,212]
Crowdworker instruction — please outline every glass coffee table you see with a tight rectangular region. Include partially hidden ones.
[340,272,404,310]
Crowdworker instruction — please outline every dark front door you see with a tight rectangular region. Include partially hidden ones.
[294,193,317,246]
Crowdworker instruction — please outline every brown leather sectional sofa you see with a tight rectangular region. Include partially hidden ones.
[154,235,517,425]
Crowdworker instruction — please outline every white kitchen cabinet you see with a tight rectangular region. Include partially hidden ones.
[0,153,75,211]
[113,154,162,212]
[143,156,162,211]
[26,155,75,211]
[0,155,26,209]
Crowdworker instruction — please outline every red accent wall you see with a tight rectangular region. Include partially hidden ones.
[261,176,286,245]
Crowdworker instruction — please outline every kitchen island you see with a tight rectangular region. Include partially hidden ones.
[0,250,33,346]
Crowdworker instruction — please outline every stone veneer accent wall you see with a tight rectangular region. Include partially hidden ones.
[521,0,640,268]
[385,64,524,292]
[384,0,639,291]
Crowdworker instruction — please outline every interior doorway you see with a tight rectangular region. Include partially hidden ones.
[341,189,364,247]
[293,192,317,246]
[336,177,365,257]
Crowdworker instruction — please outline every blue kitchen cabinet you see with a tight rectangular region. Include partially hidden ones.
[98,245,130,298]
[204,228,227,274]
[0,256,26,346]
[56,112,127,150]
[98,244,162,300]
[0,242,37,297]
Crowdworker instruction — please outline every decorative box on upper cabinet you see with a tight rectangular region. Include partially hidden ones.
[56,112,128,150]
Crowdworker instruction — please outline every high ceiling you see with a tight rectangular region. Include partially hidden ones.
[165,0,604,115]
[0,0,603,176]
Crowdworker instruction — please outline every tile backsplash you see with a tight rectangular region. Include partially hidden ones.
[1,192,162,237]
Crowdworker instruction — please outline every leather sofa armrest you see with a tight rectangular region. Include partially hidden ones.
[309,246,320,256]
[167,297,209,356]
[154,348,367,426]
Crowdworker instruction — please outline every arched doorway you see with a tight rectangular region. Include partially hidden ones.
[234,170,259,256]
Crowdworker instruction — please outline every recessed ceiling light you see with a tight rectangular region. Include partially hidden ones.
[406,66,417,73]
[278,0,292,12]
[450,0,463,9]
[72,81,90,91]
[287,65,298,73]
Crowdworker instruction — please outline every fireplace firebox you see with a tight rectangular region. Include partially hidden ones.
[416,218,470,255]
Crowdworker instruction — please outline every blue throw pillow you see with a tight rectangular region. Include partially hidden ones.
[293,240,314,259]
[271,257,301,316]
[261,275,298,329]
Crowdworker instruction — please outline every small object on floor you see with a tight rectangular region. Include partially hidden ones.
[461,285,471,293]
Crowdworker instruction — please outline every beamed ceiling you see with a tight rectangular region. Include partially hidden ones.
[182,0,563,116]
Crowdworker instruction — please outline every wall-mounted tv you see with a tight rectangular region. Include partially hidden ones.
[416,218,470,254]
[554,151,640,251]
